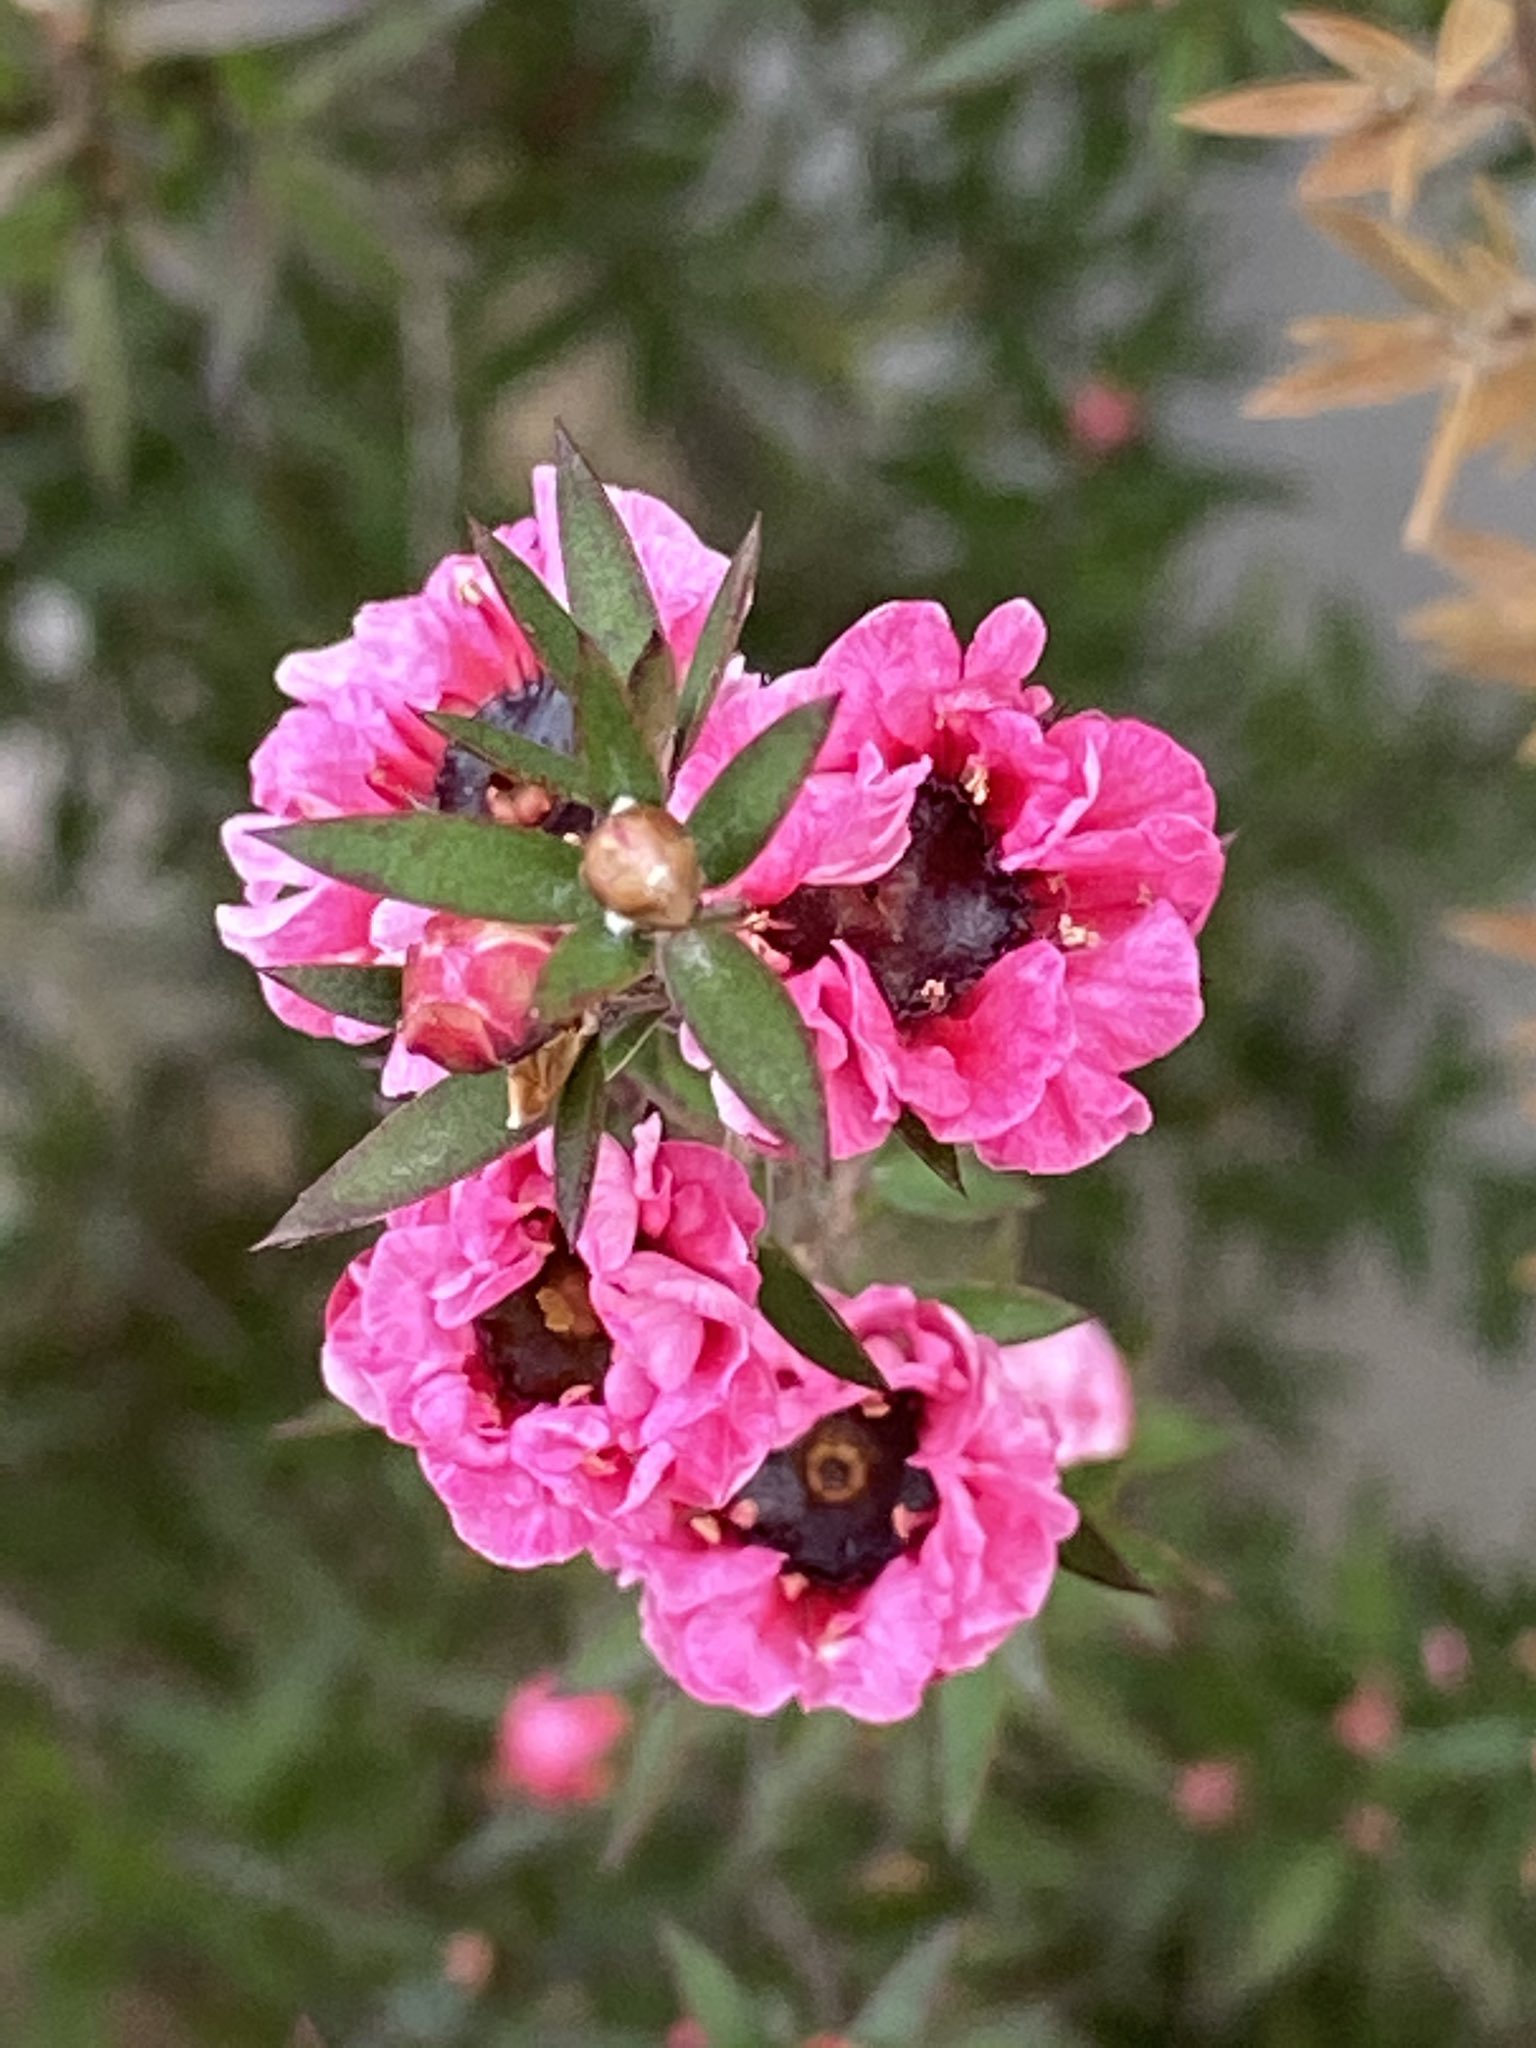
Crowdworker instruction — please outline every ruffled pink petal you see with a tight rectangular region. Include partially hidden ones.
[998,1320,1135,1465]
[900,942,1069,1143]
[962,598,1048,695]
[790,946,906,1160]
[977,1062,1153,1175]
[1061,902,1204,1073]
[804,599,963,761]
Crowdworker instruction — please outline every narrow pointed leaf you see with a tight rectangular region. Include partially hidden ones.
[893,1108,966,1194]
[756,1238,888,1392]
[258,1068,514,1247]
[854,1922,963,2046]
[263,814,587,923]
[936,1280,1088,1342]
[553,1034,605,1241]
[660,926,827,1165]
[554,423,662,676]
[470,518,581,684]
[1058,1513,1155,1597]
[629,628,678,766]
[571,631,665,803]
[658,1923,760,2048]
[262,962,401,1028]
[600,1008,665,1079]
[535,921,652,1024]
[677,516,761,755]
[687,693,839,886]
[937,1659,1009,1850]
[423,708,595,804]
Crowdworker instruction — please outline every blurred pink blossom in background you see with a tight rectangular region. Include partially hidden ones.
[495,1674,629,1805]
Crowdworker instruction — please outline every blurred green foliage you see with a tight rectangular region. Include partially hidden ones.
[4,1,1536,2043]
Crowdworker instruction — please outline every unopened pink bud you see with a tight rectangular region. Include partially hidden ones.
[666,2022,711,2048]
[1420,1625,1470,1692]
[1067,379,1142,457]
[401,915,552,1071]
[1172,1757,1242,1830]
[494,1673,628,1806]
[1332,1677,1400,1759]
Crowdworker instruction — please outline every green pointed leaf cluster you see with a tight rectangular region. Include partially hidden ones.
[535,922,652,1025]
[1058,1513,1155,1597]
[422,708,595,804]
[676,515,760,756]
[755,1239,888,1392]
[553,1034,605,1239]
[687,692,839,887]
[661,927,827,1166]
[262,962,402,1028]
[937,1280,1089,1343]
[258,1068,516,1247]
[262,814,587,924]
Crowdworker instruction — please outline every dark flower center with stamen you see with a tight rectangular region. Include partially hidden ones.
[728,1391,940,1590]
[770,778,1035,1021]
[435,680,594,836]
[470,1231,611,1422]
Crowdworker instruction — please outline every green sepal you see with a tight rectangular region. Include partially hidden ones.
[256,1068,515,1248]
[687,692,839,887]
[1058,1513,1155,1597]
[553,1033,605,1241]
[676,515,761,756]
[554,422,662,676]
[422,708,595,804]
[936,1280,1089,1343]
[261,813,587,923]
[262,962,401,1029]
[535,920,652,1024]
[660,926,827,1166]
[755,1237,888,1392]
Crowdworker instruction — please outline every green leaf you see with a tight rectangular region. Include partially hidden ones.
[936,1281,1088,1344]
[870,1140,1042,1222]
[554,423,662,676]
[755,1238,887,1392]
[269,1399,369,1443]
[937,1658,1010,1850]
[600,1008,665,1080]
[660,926,827,1165]
[893,1109,966,1196]
[658,1923,760,2048]
[1057,1514,1154,1597]
[677,516,761,755]
[602,1696,695,1872]
[569,632,666,805]
[1221,1846,1350,2008]
[62,227,130,497]
[893,0,1105,103]
[257,1069,514,1247]
[471,518,581,685]
[854,1923,963,2048]
[422,709,595,804]
[263,814,587,923]
[553,1035,605,1241]
[687,693,839,887]
[535,923,651,1025]
[629,629,678,767]
[262,962,401,1029]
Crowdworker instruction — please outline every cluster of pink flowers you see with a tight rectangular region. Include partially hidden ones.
[221,463,1217,1720]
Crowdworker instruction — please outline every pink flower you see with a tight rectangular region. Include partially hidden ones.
[400,916,554,1072]
[665,2023,711,2048]
[629,1285,1078,1724]
[495,1673,628,1804]
[1067,379,1143,457]
[218,470,729,1081]
[321,1117,778,1569]
[1173,1758,1243,1831]
[997,1318,1134,1465]
[1420,1624,1470,1692]
[1332,1676,1400,1759]
[674,599,1223,1172]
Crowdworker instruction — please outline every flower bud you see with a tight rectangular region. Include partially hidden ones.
[581,803,702,929]
[1067,378,1142,457]
[494,1674,629,1805]
[400,915,553,1072]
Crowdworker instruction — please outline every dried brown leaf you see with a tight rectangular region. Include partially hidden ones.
[1284,9,1425,83]
[1405,375,1482,548]
[1246,330,1446,415]
[1448,907,1536,964]
[1427,523,1536,595]
[1298,121,1406,201]
[1474,177,1520,266]
[1303,205,1467,310]
[1436,0,1513,94]
[1176,78,1379,136]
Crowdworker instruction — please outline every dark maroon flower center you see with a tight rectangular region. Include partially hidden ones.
[435,680,594,837]
[768,778,1035,1021]
[470,1228,611,1422]
[727,1391,940,1590]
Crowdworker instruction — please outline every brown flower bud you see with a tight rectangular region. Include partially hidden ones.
[580,804,701,929]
